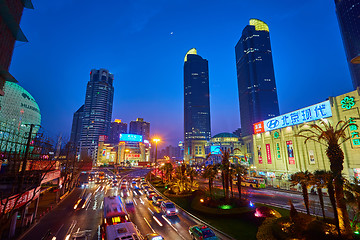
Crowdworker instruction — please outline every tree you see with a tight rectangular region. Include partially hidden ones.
[202,165,217,199]
[344,178,360,232]
[234,164,248,200]
[297,119,356,237]
[290,171,313,215]
[311,170,327,220]
[162,162,173,183]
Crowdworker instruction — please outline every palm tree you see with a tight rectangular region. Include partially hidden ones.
[234,164,248,200]
[297,119,356,236]
[162,162,173,183]
[344,178,360,231]
[202,165,217,199]
[311,170,327,219]
[290,171,313,215]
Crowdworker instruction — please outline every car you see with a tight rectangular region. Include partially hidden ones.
[133,188,142,196]
[146,190,156,200]
[189,225,220,240]
[160,201,178,216]
[144,233,164,240]
[152,195,164,206]
[120,184,127,190]
[143,186,151,193]
[125,200,135,213]
[120,189,129,198]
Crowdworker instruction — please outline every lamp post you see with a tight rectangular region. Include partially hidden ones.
[152,138,160,177]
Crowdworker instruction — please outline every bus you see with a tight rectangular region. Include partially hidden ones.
[102,196,129,234]
[105,222,143,240]
[241,177,266,189]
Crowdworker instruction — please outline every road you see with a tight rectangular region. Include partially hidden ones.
[20,169,232,240]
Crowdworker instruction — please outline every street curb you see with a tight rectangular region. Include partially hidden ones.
[16,187,77,240]
[148,181,235,240]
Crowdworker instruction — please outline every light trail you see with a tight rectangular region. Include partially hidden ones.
[152,216,163,226]
[143,217,155,233]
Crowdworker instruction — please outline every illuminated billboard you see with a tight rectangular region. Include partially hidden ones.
[210,146,221,154]
[254,100,332,134]
[119,134,143,142]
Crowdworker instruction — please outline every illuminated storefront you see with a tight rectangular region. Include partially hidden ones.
[97,134,150,166]
[252,90,360,181]
[0,82,41,152]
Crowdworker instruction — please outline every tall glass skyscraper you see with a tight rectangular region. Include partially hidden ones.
[70,104,84,148]
[183,48,211,162]
[80,69,114,158]
[335,0,360,89]
[235,19,280,137]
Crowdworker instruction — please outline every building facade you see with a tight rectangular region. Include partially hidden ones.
[109,119,127,144]
[335,0,360,89]
[205,133,245,165]
[79,69,114,159]
[70,105,84,148]
[252,89,360,183]
[184,48,211,163]
[0,0,33,95]
[129,118,150,141]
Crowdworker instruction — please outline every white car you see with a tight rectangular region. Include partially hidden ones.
[160,201,178,216]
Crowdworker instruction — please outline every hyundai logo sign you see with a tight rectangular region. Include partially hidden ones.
[266,120,279,129]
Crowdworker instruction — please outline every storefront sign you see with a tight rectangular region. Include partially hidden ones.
[308,150,315,164]
[276,143,281,160]
[253,100,332,134]
[349,117,360,147]
[266,144,272,164]
[0,187,40,214]
[286,141,295,164]
[257,145,263,164]
[273,131,279,139]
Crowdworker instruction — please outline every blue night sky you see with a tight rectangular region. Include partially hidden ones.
[10,0,353,147]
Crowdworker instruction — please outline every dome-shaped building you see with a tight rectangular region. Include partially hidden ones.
[0,82,41,152]
[205,132,246,165]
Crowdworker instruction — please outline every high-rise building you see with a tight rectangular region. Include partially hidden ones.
[335,0,360,89]
[109,119,127,144]
[235,19,280,137]
[183,48,211,162]
[129,118,150,140]
[79,69,114,158]
[70,105,84,148]
[0,0,33,95]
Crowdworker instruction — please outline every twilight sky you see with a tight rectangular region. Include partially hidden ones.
[10,0,353,147]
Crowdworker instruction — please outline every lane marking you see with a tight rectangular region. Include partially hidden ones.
[143,217,155,233]
[148,207,154,215]
[152,216,163,226]
[133,199,137,206]
[162,215,172,225]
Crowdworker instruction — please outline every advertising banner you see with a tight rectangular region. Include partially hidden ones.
[0,187,41,214]
[286,141,295,164]
[257,145,263,164]
[266,144,272,164]
[308,150,315,164]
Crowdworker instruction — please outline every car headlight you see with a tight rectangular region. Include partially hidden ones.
[167,210,170,214]
[175,209,178,213]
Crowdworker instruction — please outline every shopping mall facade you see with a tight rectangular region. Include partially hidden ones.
[252,89,360,181]
[96,134,151,166]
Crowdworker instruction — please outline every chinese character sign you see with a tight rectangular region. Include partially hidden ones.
[266,144,272,164]
[349,117,360,147]
[253,100,332,133]
[276,143,281,160]
[257,145,263,164]
[286,141,295,164]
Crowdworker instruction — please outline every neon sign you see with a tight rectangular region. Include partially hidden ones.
[119,134,143,142]
[341,96,355,110]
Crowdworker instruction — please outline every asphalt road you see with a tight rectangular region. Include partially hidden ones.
[19,169,232,240]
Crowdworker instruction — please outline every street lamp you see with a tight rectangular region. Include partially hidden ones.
[152,138,160,177]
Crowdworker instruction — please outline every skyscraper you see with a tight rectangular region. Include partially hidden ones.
[109,119,127,144]
[183,48,211,162]
[0,0,33,95]
[70,105,84,148]
[235,19,280,138]
[335,0,360,89]
[129,118,150,140]
[80,69,114,158]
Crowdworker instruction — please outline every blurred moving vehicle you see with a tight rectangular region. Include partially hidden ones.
[146,190,156,200]
[189,225,220,240]
[254,206,280,218]
[241,177,266,189]
[105,222,142,240]
[152,195,163,206]
[125,200,135,213]
[144,233,164,240]
[74,193,92,210]
[160,201,178,216]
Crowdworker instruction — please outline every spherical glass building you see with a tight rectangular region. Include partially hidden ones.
[0,82,41,152]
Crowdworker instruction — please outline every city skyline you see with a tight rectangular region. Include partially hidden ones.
[10,1,353,146]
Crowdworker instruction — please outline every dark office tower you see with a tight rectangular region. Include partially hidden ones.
[70,105,84,148]
[109,119,127,144]
[129,118,150,140]
[183,48,211,162]
[0,0,33,95]
[235,19,280,137]
[80,69,114,158]
[335,0,360,89]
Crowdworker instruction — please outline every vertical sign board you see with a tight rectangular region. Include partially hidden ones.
[257,145,263,164]
[266,144,272,164]
[286,141,295,164]
[308,150,315,164]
